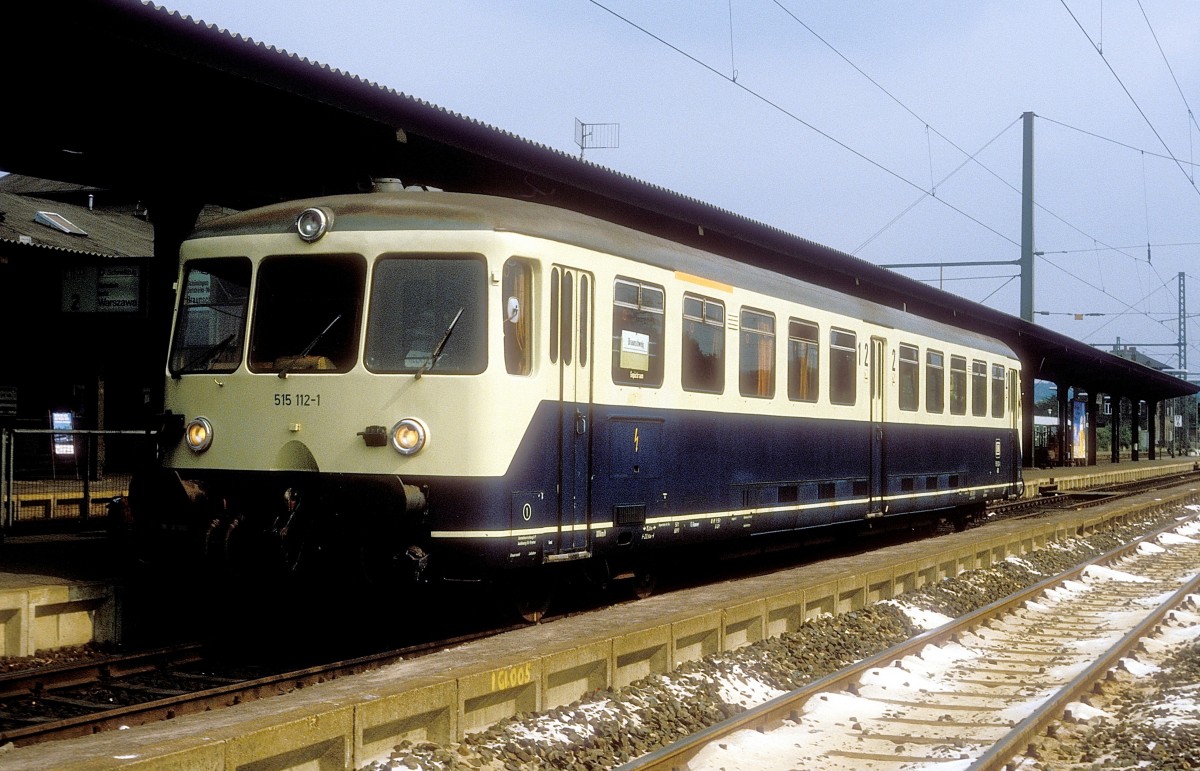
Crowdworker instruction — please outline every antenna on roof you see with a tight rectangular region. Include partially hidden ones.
[575,119,619,160]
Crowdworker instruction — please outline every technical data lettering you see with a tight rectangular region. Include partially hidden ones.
[273,393,322,407]
[490,663,533,692]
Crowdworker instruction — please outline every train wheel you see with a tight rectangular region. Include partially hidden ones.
[630,570,657,600]
[511,578,553,624]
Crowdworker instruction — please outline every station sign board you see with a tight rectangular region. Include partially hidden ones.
[0,385,15,418]
[61,263,142,313]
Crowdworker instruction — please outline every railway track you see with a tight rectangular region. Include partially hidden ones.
[985,466,1200,523]
[0,623,522,748]
[624,511,1200,770]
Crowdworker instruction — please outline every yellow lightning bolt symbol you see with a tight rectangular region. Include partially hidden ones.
[634,427,640,453]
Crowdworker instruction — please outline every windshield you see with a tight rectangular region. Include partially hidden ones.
[169,258,251,376]
[365,255,486,374]
[249,254,366,374]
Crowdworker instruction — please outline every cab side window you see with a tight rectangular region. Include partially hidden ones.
[502,259,532,375]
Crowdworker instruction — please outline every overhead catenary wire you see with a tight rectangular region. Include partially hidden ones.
[1058,0,1200,200]
[765,1,1164,276]
[588,1,1192,351]
[1136,0,1200,181]
[585,0,1020,249]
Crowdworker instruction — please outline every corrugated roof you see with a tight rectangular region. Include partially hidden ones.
[0,187,152,258]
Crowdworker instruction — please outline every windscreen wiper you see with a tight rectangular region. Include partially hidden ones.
[174,333,235,379]
[416,307,463,380]
[278,314,341,378]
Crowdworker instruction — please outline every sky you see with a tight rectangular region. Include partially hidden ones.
[151,1,1200,373]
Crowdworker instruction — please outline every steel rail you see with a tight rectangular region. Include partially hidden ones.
[968,570,1200,771]
[0,643,205,700]
[618,508,1200,770]
[0,622,524,747]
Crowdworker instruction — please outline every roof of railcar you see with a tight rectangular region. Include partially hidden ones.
[192,190,1019,360]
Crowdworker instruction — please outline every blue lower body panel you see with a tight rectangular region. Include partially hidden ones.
[139,400,1021,583]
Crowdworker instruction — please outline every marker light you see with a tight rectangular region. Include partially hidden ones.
[184,417,214,453]
[391,418,429,456]
[295,207,331,242]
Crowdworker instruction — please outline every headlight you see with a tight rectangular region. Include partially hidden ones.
[391,418,429,455]
[184,417,213,453]
[295,207,332,242]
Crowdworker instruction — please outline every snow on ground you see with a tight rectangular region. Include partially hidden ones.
[1083,564,1152,583]
[362,513,1200,770]
[885,600,954,631]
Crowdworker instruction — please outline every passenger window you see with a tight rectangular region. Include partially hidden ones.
[991,364,1006,418]
[612,278,664,387]
[949,355,967,415]
[787,319,819,402]
[682,294,725,393]
[830,329,857,406]
[898,344,919,411]
[971,360,987,417]
[926,350,944,413]
[739,308,775,398]
[502,259,532,375]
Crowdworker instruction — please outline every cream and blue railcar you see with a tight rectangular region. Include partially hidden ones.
[137,190,1024,608]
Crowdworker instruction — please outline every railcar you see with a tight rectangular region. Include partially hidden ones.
[131,188,1024,619]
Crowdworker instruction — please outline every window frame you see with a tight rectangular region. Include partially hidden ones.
[829,328,858,406]
[502,258,533,376]
[971,359,987,417]
[925,349,944,414]
[991,363,1006,418]
[363,253,487,375]
[898,343,919,412]
[787,318,820,403]
[611,276,665,388]
[251,252,367,375]
[739,307,776,399]
[949,354,967,416]
[681,293,726,394]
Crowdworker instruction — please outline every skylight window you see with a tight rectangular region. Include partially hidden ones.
[35,210,87,236]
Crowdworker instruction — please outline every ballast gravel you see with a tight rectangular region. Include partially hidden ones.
[362,512,1189,771]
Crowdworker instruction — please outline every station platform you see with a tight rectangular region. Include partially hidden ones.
[1019,455,1198,497]
[0,528,121,659]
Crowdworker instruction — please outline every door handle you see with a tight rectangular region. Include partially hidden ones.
[575,412,588,435]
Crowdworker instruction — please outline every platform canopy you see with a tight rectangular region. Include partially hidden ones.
[2,0,1194,403]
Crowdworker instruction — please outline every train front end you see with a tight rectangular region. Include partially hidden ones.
[131,192,526,585]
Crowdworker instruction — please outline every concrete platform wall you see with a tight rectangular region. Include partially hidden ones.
[0,582,118,658]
